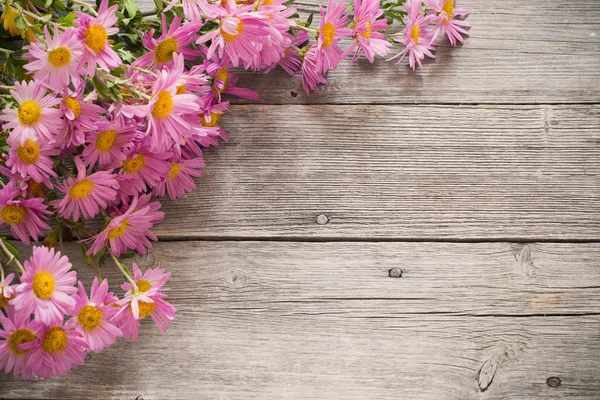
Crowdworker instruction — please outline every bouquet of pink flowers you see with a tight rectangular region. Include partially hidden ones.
[0,0,469,379]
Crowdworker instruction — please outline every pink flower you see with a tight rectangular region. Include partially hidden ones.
[390,0,437,70]
[0,307,41,379]
[347,0,391,63]
[118,142,171,195]
[115,264,175,341]
[266,31,308,76]
[201,61,260,105]
[58,84,105,149]
[74,0,122,76]
[133,15,201,70]
[85,194,164,256]
[12,246,77,326]
[67,278,123,352]
[315,0,353,72]
[0,183,51,245]
[6,136,58,187]
[153,157,205,200]
[0,80,63,144]
[54,157,119,221]
[0,273,17,309]
[24,321,87,379]
[24,26,83,91]
[301,45,327,93]
[197,8,270,67]
[82,120,136,169]
[423,0,470,46]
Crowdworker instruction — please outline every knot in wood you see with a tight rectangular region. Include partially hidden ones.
[547,377,561,388]
[227,270,248,289]
[316,214,330,225]
[388,268,403,278]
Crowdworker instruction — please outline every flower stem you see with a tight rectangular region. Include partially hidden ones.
[0,239,25,274]
[108,250,138,289]
[69,0,98,16]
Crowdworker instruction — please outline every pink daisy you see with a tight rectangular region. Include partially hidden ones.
[115,264,175,341]
[82,120,136,169]
[0,80,63,144]
[6,136,58,187]
[23,26,83,91]
[153,156,205,200]
[23,321,87,379]
[390,0,437,70]
[186,100,230,149]
[423,0,470,46]
[133,15,201,70]
[58,84,105,149]
[201,61,260,105]
[0,273,17,309]
[0,307,41,379]
[85,194,164,256]
[265,31,308,76]
[0,182,52,245]
[12,246,77,326]
[54,157,119,221]
[301,45,327,93]
[117,142,171,198]
[315,0,353,72]
[67,278,123,352]
[347,0,391,63]
[74,0,122,76]
[197,7,271,67]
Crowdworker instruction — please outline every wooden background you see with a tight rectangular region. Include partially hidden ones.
[2,0,600,398]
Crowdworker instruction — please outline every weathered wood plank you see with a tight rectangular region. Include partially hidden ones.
[1,241,599,399]
[152,104,600,240]
[132,0,600,104]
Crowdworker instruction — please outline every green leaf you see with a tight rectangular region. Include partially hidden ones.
[58,11,76,27]
[13,14,27,30]
[306,13,313,28]
[154,0,163,13]
[1,237,19,259]
[39,13,53,22]
[122,0,138,17]
[92,76,122,102]
[120,251,135,259]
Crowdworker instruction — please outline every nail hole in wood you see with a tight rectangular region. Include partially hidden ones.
[290,91,298,97]
[388,268,403,278]
[316,214,329,225]
[547,377,561,388]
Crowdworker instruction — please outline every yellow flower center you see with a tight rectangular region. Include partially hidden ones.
[137,301,156,319]
[17,139,40,164]
[221,18,244,42]
[8,328,36,355]
[411,24,419,44]
[176,84,187,95]
[213,68,229,95]
[78,305,103,330]
[107,219,128,239]
[136,279,152,293]
[84,24,107,53]
[151,90,174,119]
[321,22,335,48]
[167,162,181,180]
[69,179,95,200]
[64,96,81,118]
[96,129,118,152]
[47,46,72,67]
[18,100,42,126]
[0,205,27,225]
[32,271,55,299]
[122,154,145,173]
[201,112,221,127]
[441,0,454,23]
[363,21,372,40]
[0,290,15,308]
[42,327,68,353]
[154,37,178,63]
[262,0,273,5]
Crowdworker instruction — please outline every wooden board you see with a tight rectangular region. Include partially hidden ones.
[154,104,600,240]
[1,241,599,399]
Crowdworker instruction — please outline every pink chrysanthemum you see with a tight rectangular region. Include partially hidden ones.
[316,0,353,72]
[23,321,87,379]
[266,31,308,76]
[59,84,105,149]
[74,0,122,76]
[143,54,201,153]
[0,307,41,379]
[12,246,77,326]
[0,182,51,245]
[153,157,205,200]
[301,45,327,93]
[390,0,437,70]
[423,0,470,46]
[82,120,136,169]
[201,61,260,105]
[133,15,201,70]
[6,136,58,187]
[115,264,175,341]
[0,81,63,144]
[0,273,17,309]
[347,0,391,63]
[54,157,119,221]
[197,8,270,67]
[85,194,164,256]
[67,278,123,352]
[23,26,83,90]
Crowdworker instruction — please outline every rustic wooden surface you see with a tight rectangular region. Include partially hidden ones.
[1,0,600,398]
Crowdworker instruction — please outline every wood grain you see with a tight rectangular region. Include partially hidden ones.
[153,104,600,240]
[1,241,599,399]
